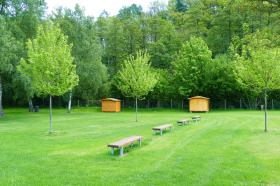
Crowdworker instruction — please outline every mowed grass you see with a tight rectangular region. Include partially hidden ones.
[0,108,280,186]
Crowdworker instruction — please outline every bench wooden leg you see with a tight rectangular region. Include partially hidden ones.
[111,147,114,155]
[120,147,124,156]
[160,130,163,136]
[139,139,142,147]
[170,127,172,132]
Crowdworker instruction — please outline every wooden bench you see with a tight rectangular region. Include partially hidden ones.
[108,136,142,156]
[177,119,191,126]
[192,116,201,122]
[152,124,172,135]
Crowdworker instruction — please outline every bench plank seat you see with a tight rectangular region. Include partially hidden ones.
[152,124,172,135]
[192,116,201,122]
[177,119,190,125]
[108,136,142,156]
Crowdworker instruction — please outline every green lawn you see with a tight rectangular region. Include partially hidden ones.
[0,108,280,185]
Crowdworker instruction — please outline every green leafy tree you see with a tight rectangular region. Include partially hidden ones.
[118,4,143,19]
[172,37,212,98]
[0,0,46,109]
[149,69,174,107]
[104,17,126,74]
[204,54,240,100]
[147,16,181,69]
[114,51,158,121]
[236,31,280,132]
[0,16,19,117]
[53,5,109,108]
[18,22,79,132]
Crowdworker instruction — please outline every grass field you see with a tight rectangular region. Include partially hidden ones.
[0,108,280,186]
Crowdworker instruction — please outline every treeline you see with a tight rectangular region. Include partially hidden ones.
[1,0,280,109]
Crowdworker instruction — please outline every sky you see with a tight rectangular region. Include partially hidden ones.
[45,0,169,18]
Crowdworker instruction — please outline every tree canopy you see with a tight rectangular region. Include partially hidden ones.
[1,0,280,112]
[18,21,79,131]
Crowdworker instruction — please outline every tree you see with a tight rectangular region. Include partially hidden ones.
[0,16,19,117]
[147,16,181,69]
[172,37,212,98]
[53,5,109,107]
[236,30,280,132]
[149,69,174,107]
[118,4,143,20]
[0,0,46,109]
[204,54,240,100]
[18,22,79,132]
[114,51,158,121]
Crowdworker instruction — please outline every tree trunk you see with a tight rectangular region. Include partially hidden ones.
[264,90,268,132]
[135,98,138,122]
[0,76,3,117]
[67,91,72,113]
[28,98,33,112]
[49,95,53,133]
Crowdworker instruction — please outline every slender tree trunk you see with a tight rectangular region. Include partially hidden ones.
[135,98,138,122]
[67,91,72,113]
[264,90,268,132]
[0,76,3,117]
[49,95,53,133]
[28,98,33,112]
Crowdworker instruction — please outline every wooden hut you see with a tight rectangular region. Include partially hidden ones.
[189,96,210,112]
[102,98,121,112]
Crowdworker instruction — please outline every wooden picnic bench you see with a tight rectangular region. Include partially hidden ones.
[192,116,201,122]
[177,118,191,126]
[152,124,172,136]
[108,136,142,156]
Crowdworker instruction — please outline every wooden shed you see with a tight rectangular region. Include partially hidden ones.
[189,96,210,112]
[102,98,121,112]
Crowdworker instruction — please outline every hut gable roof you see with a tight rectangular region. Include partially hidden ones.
[188,96,210,100]
[102,98,121,102]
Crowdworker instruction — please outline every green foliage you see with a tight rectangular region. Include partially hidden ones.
[114,51,158,99]
[118,4,143,19]
[103,17,126,74]
[150,69,174,100]
[53,5,109,100]
[236,31,280,93]
[0,16,19,74]
[236,30,280,131]
[204,54,240,99]
[18,22,79,96]
[148,16,181,68]
[2,0,280,108]
[0,15,20,116]
[172,37,212,97]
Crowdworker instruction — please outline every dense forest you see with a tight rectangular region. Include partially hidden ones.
[1,0,280,110]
